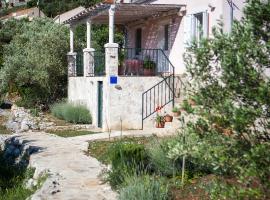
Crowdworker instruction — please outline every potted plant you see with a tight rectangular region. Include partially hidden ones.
[156,115,165,128]
[164,114,173,122]
[143,56,156,76]
[172,107,181,117]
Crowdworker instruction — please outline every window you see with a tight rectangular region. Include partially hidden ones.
[193,12,203,42]
[164,24,169,50]
[184,11,209,46]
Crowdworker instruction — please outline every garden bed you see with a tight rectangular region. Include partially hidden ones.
[87,133,270,200]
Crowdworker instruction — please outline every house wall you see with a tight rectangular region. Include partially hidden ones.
[68,77,105,128]
[68,76,164,130]
[126,0,245,74]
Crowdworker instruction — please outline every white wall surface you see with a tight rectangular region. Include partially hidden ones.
[153,0,245,74]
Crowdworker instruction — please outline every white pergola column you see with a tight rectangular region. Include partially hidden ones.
[86,19,92,49]
[67,26,77,77]
[109,5,115,43]
[83,19,95,77]
[69,26,74,53]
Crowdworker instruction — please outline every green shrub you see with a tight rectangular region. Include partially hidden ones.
[119,175,168,200]
[108,141,148,170]
[147,138,176,176]
[106,140,149,188]
[51,102,92,124]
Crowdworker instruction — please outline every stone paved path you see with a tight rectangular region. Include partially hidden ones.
[17,132,117,200]
[8,122,178,200]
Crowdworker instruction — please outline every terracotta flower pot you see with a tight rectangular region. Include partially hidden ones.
[164,114,173,122]
[156,121,165,128]
[143,68,154,76]
[173,111,181,117]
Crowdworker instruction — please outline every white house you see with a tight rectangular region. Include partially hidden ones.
[64,0,245,131]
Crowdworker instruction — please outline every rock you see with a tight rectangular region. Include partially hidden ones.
[21,120,30,132]
[25,178,38,189]
[5,121,20,132]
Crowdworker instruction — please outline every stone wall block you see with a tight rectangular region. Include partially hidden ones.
[67,52,77,77]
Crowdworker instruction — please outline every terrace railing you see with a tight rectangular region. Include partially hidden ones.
[87,50,105,77]
[74,50,105,77]
[138,48,175,129]
[118,48,174,76]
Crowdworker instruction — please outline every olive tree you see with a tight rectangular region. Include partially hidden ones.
[0,18,69,109]
[184,0,270,143]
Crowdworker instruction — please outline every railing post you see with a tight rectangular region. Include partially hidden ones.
[83,48,95,77]
[67,52,77,77]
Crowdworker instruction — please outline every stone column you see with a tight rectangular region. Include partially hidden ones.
[105,43,119,75]
[103,42,119,131]
[67,26,76,76]
[83,49,95,77]
[83,19,95,77]
[67,52,77,76]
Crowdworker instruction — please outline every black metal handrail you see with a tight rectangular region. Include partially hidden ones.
[118,48,174,76]
[140,48,176,129]
[142,74,175,129]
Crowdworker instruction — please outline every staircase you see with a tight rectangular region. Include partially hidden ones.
[141,49,182,129]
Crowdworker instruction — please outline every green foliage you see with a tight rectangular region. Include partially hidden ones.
[0,18,68,109]
[119,175,168,200]
[205,177,266,200]
[147,138,176,176]
[51,102,92,124]
[0,151,34,200]
[143,56,156,69]
[27,0,101,18]
[172,107,179,113]
[0,19,27,69]
[181,100,194,114]
[88,137,153,165]
[184,0,270,142]
[156,115,165,123]
[106,140,149,188]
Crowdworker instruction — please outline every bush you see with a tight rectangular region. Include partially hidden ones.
[0,18,68,109]
[51,102,92,124]
[119,175,168,200]
[106,140,149,188]
[147,138,177,176]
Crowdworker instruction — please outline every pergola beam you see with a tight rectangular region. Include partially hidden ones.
[64,3,185,26]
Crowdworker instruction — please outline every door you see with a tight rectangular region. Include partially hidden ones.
[97,81,103,128]
[135,28,142,55]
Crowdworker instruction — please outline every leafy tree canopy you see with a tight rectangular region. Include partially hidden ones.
[27,0,100,17]
[184,0,270,143]
[0,18,69,109]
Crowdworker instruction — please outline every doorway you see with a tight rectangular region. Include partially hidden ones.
[97,81,103,128]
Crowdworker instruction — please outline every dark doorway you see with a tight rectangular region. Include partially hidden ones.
[97,81,103,128]
[135,28,142,55]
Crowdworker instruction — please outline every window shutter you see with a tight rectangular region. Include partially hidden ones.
[203,11,209,38]
[184,14,192,47]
